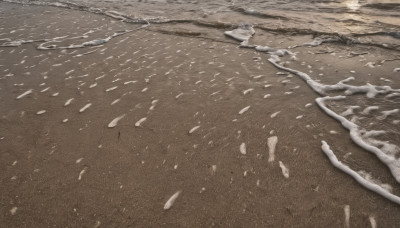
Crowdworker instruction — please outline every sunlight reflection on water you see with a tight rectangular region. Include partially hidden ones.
[344,0,361,10]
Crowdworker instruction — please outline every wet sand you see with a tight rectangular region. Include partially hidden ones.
[1,2,400,227]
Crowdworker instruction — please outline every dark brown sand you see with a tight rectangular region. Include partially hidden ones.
[1,2,400,227]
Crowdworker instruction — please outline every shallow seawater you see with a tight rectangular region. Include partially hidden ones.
[9,0,400,33]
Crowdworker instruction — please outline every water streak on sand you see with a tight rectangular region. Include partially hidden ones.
[267,136,278,162]
[108,114,126,128]
[79,103,92,113]
[16,89,32,99]
[164,191,181,210]
[135,117,147,127]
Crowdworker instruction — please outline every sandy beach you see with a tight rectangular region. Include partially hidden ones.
[1,1,400,227]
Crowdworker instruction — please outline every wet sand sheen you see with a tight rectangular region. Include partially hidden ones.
[0,1,400,227]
